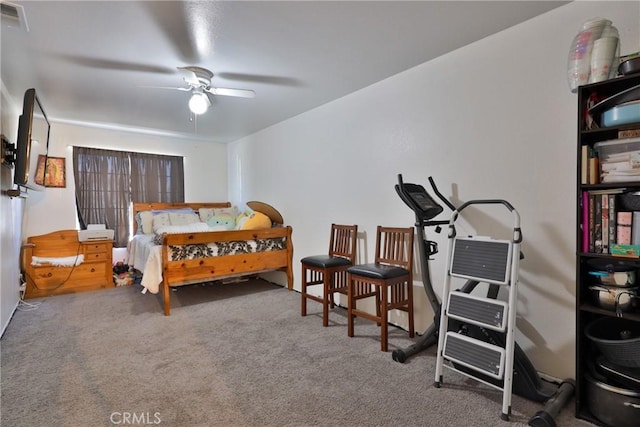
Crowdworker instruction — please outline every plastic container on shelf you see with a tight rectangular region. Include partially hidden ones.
[594,137,640,183]
[567,18,612,92]
[602,101,640,127]
[594,137,640,162]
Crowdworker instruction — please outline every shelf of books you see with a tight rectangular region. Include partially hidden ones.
[575,73,640,426]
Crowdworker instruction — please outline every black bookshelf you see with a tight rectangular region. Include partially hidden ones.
[575,73,640,425]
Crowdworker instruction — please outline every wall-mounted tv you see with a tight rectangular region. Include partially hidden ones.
[14,88,50,191]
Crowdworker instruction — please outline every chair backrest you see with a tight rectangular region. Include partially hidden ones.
[328,224,358,263]
[374,226,414,270]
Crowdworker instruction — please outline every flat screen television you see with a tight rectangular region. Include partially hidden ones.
[14,88,50,191]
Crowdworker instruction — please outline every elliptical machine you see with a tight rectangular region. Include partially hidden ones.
[393,174,574,426]
[391,174,450,363]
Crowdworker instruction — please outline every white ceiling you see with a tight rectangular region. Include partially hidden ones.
[1,1,570,143]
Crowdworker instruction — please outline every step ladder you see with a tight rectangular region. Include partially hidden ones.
[434,200,522,421]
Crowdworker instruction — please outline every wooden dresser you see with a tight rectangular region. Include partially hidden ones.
[22,229,114,298]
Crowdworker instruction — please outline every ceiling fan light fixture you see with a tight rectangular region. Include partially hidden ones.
[188,90,210,115]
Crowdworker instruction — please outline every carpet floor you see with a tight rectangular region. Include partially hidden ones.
[1,279,590,427]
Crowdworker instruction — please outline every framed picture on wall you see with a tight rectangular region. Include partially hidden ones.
[35,155,66,188]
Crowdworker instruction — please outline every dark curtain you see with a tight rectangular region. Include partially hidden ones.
[73,147,130,247]
[73,147,185,247]
[130,152,184,203]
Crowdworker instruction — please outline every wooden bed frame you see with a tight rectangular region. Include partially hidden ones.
[132,202,294,315]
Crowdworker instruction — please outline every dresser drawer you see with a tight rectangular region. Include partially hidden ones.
[29,266,73,290]
[29,262,107,290]
[71,262,108,288]
[84,251,109,262]
[83,242,110,254]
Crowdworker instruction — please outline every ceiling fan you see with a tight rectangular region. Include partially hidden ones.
[153,66,256,115]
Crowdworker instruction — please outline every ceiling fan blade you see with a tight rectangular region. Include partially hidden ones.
[47,53,175,74]
[206,87,256,98]
[139,85,191,92]
[143,2,200,63]
[217,72,302,87]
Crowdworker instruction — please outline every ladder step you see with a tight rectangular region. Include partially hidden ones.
[447,291,508,331]
[450,237,512,285]
[443,332,505,379]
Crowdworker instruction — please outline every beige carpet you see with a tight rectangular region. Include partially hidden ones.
[1,279,590,427]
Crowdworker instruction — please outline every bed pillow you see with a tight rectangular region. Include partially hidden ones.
[198,208,215,223]
[169,212,201,226]
[137,208,196,234]
[199,206,239,222]
[152,207,195,215]
[136,211,154,234]
[214,206,239,218]
[152,213,171,233]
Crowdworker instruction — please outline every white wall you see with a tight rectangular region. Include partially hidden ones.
[1,84,22,336]
[228,1,640,380]
[22,122,228,240]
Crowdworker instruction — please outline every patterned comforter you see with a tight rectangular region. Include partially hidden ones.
[129,234,286,294]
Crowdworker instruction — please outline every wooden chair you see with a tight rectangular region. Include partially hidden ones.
[301,224,358,326]
[347,226,415,352]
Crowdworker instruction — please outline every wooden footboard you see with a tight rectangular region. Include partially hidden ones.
[160,226,294,315]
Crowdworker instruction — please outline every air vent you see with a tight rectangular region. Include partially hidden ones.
[1,1,29,32]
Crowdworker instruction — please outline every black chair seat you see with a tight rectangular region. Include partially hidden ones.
[301,255,352,269]
[347,263,409,280]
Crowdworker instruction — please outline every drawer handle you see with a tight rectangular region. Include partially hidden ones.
[47,272,52,277]
[90,268,95,272]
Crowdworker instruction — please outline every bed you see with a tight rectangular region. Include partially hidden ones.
[128,202,294,315]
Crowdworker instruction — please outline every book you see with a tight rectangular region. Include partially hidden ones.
[617,211,632,245]
[582,191,589,252]
[594,195,602,253]
[581,145,588,185]
[588,156,600,184]
[589,193,595,252]
[619,128,640,139]
[608,194,616,250]
[585,190,623,253]
[632,211,640,245]
[602,194,609,253]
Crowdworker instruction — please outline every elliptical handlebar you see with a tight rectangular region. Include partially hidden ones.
[427,176,456,212]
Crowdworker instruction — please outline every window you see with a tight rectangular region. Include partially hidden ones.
[73,147,184,247]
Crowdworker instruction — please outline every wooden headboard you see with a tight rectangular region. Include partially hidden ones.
[132,202,231,234]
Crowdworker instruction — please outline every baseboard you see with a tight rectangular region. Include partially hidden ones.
[0,300,19,339]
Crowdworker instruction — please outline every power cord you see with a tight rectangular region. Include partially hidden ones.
[17,299,41,311]
[17,273,40,311]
